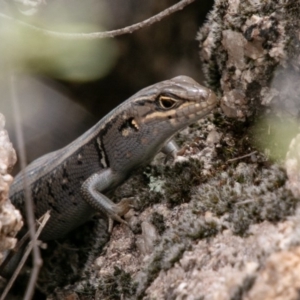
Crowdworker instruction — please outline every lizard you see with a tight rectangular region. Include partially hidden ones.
[7,75,217,252]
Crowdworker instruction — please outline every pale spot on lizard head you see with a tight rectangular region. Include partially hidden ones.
[131,119,139,130]
[122,129,130,137]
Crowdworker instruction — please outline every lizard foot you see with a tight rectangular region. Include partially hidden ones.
[108,198,135,233]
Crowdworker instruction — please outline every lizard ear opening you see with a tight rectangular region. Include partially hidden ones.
[119,117,139,136]
[158,95,177,110]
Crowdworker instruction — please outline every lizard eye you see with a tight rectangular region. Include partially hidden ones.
[158,95,177,109]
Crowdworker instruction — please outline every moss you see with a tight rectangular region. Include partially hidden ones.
[229,275,256,300]
[187,219,219,240]
[112,170,164,212]
[136,251,164,299]
[136,196,222,297]
[194,164,299,237]
[119,150,298,297]
[162,158,205,207]
[151,212,166,235]
[37,217,109,294]
[167,246,185,266]
[125,157,207,212]
[96,267,137,299]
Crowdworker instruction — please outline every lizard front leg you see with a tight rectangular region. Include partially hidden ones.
[80,169,133,232]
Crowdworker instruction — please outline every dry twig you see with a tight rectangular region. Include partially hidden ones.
[0,0,196,40]
[0,211,51,300]
[227,151,258,163]
[9,72,42,300]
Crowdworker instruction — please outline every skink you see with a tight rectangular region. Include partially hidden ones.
[9,75,217,242]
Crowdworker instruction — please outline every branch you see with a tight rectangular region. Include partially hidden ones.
[9,72,42,300]
[0,0,196,40]
[227,151,257,163]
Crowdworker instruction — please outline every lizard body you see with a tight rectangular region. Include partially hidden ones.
[9,76,217,241]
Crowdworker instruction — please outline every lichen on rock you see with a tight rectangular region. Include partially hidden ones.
[0,113,22,263]
[47,109,300,299]
[197,0,300,120]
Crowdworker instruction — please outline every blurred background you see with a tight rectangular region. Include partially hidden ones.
[0,0,214,172]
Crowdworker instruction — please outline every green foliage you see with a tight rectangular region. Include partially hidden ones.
[252,116,298,162]
[0,13,118,81]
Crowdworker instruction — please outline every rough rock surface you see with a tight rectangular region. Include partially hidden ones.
[197,0,300,120]
[0,113,22,263]
[46,113,300,300]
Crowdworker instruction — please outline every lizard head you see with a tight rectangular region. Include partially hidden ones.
[105,76,218,171]
[129,76,218,145]
[131,75,217,130]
